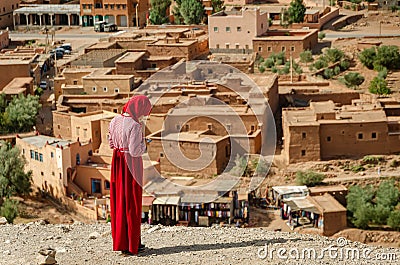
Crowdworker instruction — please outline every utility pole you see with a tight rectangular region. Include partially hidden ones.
[290,52,293,84]
[135,3,139,28]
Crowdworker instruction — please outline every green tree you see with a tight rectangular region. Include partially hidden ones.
[299,50,313,64]
[4,94,41,133]
[372,204,391,225]
[369,77,391,95]
[180,0,204,25]
[287,0,306,24]
[387,210,400,230]
[343,72,365,88]
[353,204,373,229]
[211,0,224,13]
[280,8,290,28]
[375,180,399,209]
[359,47,376,69]
[347,185,375,229]
[0,142,32,200]
[0,199,18,224]
[295,171,325,187]
[339,60,350,71]
[149,0,171,25]
[323,68,334,79]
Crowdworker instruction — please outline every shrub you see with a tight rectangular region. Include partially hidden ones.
[362,155,384,165]
[296,171,325,186]
[343,72,365,88]
[359,47,376,69]
[374,45,400,70]
[323,68,334,79]
[369,77,391,95]
[0,199,19,224]
[324,48,344,63]
[258,65,266,73]
[339,60,350,71]
[299,50,313,64]
[377,67,388,79]
[318,31,326,41]
[264,58,275,68]
[276,59,284,66]
[390,159,399,167]
[351,165,365,172]
[333,66,341,75]
[271,66,278,73]
[313,59,328,70]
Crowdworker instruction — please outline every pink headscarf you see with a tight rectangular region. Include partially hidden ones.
[123,95,152,122]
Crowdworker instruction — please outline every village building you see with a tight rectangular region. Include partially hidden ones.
[13,4,80,28]
[16,134,93,199]
[0,29,10,49]
[80,0,149,27]
[0,0,21,29]
[282,100,400,163]
[208,7,318,59]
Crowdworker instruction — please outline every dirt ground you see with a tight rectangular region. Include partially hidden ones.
[333,228,400,248]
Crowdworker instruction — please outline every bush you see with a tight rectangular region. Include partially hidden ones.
[369,77,391,95]
[374,45,400,70]
[377,67,388,79]
[333,66,341,75]
[0,199,19,224]
[264,58,275,68]
[318,31,326,40]
[324,48,344,63]
[351,165,365,172]
[390,159,399,167]
[313,59,328,70]
[34,87,44,96]
[339,60,350,71]
[296,171,325,187]
[362,155,384,165]
[323,68,334,79]
[299,50,313,64]
[359,47,376,69]
[271,66,278,73]
[258,65,266,73]
[343,72,365,88]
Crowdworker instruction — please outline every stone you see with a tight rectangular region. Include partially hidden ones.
[3,250,11,255]
[89,232,100,239]
[38,255,57,265]
[0,217,8,225]
[147,225,162,234]
[4,239,10,244]
[39,248,56,258]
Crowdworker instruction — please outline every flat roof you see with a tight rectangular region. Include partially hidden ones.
[148,39,197,47]
[308,185,348,194]
[309,193,347,213]
[272,186,308,195]
[14,4,80,14]
[115,51,146,63]
[70,111,117,122]
[284,196,320,214]
[2,77,33,89]
[254,29,318,41]
[20,135,72,148]
[159,131,228,143]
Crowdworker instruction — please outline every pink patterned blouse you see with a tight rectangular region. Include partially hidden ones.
[108,115,146,157]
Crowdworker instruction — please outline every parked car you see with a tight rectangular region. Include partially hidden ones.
[60,43,72,51]
[39,81,48,90]
[94,21,106,32]
[104,23,118,32]
[50,50,63,59]
[54,47,65,54]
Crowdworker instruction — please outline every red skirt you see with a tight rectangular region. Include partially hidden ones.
[110,149,143,254]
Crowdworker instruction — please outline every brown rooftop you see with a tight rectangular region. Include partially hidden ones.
[309,193,347,213]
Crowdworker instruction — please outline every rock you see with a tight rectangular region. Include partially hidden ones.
[0,217,8,225]
[3,250,11,255]
[55,247,66,253]
[38,255,57,265]
[39,248,56,258]
[4,239,10,244]
[147,225,162,234]
[89,232,100,239]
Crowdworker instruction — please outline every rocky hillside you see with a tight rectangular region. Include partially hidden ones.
[0,222,399,265]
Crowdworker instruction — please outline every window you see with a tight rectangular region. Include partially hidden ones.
[258,46,262,52]
[92,87,96,92]
[261,23,264,29]
[105,180,110,190]
[122,5,126,9]
[207,124,213,130]
[117,4,121,9]
[267,46,272,52]
[226,124,231,131]
[88,150,93,156]
[103,87,108,92]
[73,80,78,85]
[291,46,295,51]
[236,44,239,49]
[226,44,229,49]
[35,152,38,160]
[110,4,114,9]
[213,27,218,32]
[151,63,157,68]
[372,132,377,139]
[22,149,25,155]
[302,132,306,139]
[113,108,118,113]
[358,133,363,140]
[91,179,101,194]
[114,88,119,93]
[185,124,190,131]
[104,4,108,9]
[237,26,242,32]
[301,150,306,156]
[30,150,34,159]
[282,46,286,52]
[39,153,43,162]
[59,173,62,180]
[216,44,220,49]
[159,152,164,158]
[83,129,87,138]
[76,127,80,136]
[176,124,181,131]
[51,152,54,158]
[226,27,231,32]
[327,136,331,142]
[76,153,80,165]
[52,172,55,176]
[251,125,255,131]
[245,44,249,50]
[57,124,60,129]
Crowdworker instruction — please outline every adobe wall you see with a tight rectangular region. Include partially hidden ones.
[75,165,110,197]
[280,91,360,106]
[323,211,347,236]
[53,111,73,139]
[0,63,31,90]
[285,125,321,163]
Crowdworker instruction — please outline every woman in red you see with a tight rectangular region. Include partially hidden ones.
[108,95,152,255]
